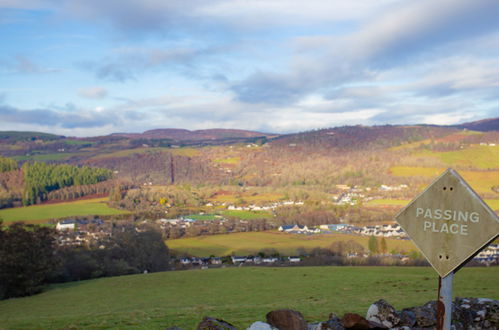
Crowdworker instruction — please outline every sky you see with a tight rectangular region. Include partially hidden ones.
[1,0,499,137]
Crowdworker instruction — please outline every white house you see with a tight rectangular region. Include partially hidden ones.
[56,219,76,231]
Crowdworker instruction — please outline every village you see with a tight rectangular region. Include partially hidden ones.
[54,214,499,268]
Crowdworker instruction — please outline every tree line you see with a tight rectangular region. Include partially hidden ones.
[0,221,170,300]
[22,162,112,205]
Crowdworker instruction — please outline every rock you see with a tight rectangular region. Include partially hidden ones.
[366,299,400,328]
[341,313,370,329]
[321,313,345,330]
[340,313,386,329]
[266,309,308,330]
[197,316,236,330]
[307,323,322,330]
[410,302,436,327]
[247,321,274,330]
[398,310,416,328]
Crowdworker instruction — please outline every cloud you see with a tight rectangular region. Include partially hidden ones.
[0,104,120,129]
[79,45,225,82]
[230,0,499,105]
[0,55,61,74]
[78,87,108,99]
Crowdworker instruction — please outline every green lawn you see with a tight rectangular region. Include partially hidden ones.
[185,214,220,221]
[0,198,128,224]
[0,266,497,329]
[221,209,273,219]
[167,231,416,257]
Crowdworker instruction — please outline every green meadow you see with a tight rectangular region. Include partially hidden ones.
[0,198,128,224]
[167,231,417,257]
[0,266,497,329]
[416,145,499,170]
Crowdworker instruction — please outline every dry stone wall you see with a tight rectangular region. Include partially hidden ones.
[180,297,498,330]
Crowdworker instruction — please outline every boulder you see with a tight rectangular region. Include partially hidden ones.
[266,309,308,330]
[398,310,416,328]
[320,313,345,330]
[366,299,400,328]
[409,301,437,327]
[247,321,275,330]
[340,313,386,329]
[197,316,236,330]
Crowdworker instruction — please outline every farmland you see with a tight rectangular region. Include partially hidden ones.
[366,198,499,211]
[167,231,417,257]
[0,198,128,224]
[0,266,497,329]
[389,166,499,194]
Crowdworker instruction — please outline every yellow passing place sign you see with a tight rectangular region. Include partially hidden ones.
[396,168,499,277]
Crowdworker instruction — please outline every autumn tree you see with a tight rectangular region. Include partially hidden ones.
[380,237,388,255]
[368,235,379,255]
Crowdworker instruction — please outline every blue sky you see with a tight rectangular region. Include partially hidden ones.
[1,0,498,137]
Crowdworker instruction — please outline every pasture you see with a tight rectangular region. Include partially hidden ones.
[366,198,499,211]
[167,231,416,257]
[0,198,128,224]
[0,266,497,329]
[389,166,499,194]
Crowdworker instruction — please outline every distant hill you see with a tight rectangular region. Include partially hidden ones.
[111,128,277,141]
[0,131,64,142]
[269,125,457,150]
[455,117,499,132]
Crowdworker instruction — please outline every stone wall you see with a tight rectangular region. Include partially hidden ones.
[173,297,498,330]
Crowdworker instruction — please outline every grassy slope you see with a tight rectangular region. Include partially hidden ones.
[415,145,499,170]
[167,231,416,257]
[390,166,499,194]
[366,198,499,211]
[0,198,128,224]
[0,266,497,329]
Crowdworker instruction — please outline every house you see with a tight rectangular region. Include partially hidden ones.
[262,257,278,263]
[56,219,76,231]
[210,257,222,265]
[288,256,301,263]
[279,224,317,234]
[231,256,247,264]
[320,224,348,232]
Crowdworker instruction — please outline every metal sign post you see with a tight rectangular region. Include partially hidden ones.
[396,168,499,330]
[437,272,454,330]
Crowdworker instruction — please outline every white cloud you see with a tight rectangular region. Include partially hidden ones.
[78,87,108,99]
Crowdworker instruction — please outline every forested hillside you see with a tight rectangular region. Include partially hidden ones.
[0,122,497,213]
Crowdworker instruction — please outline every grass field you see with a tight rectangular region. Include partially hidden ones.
[209,192,285,204]
[366,198,499,211]
[11,152,90,162]
[167,231,416,257]
[414,145,499,170]
[221,209,273,219]
[389,166,499,194]
[0,266,497,329]
[0,198,128,224]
